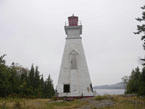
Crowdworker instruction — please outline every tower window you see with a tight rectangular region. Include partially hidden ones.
[70,50,78,69]
[64,84,70,93]
[71,53,77,69]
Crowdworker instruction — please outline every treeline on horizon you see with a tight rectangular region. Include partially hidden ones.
[0,54,55,98]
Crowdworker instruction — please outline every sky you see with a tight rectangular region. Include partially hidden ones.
[0,0,145,88]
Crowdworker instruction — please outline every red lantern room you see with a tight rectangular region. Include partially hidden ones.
[68,14,78,26]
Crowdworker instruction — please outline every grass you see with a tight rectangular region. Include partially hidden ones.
[106,95,145,109]
[0,101,7,109]
[95,95,109,100]
[94,94,145,109]
[0,98,87,109]
[0,95,144,109]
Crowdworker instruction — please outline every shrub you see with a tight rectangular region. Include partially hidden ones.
[95,95,108,101]
[109,95,119,102]
[0,102,7,109]
[14,101,21,109]
[51,96,57,101]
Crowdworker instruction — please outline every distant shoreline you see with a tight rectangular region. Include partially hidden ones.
[93,82,125,89]
[93,88,125,89]
[94,89,125,95]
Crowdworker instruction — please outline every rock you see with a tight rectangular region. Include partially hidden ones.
[49,101,56,103]
[81,99,115,108]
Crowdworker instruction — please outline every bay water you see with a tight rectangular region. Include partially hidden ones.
[94,89,125,95]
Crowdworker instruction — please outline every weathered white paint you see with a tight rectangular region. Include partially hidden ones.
[57,23,94,97]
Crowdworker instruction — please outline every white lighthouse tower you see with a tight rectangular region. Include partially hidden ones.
[57,15,94,97]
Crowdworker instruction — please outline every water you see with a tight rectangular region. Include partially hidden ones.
[94,89,125,95]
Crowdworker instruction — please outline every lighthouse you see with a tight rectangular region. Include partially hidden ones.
[57,15,94,97]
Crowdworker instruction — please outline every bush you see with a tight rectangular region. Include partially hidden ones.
[14,101,21,109]
[0,102,7,109]
[51,96,57,101]
[95,95,108,101]
[109,95,119,102]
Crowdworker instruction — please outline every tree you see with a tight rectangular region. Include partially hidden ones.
[134,5,145,65]
[43,75,55,98]
[28,65,35,92]
[39,74,44,98]
[0,55,20,97]
[138,67,145,95]
[0,54,6,65]
[122,75,129,88]
[0,55,55,98]
[0,54,8,97]
[47,75,55,98]
[125,67,141,94]
[34,66,40,89]
[33,66,40,97]
[19,68,29,97]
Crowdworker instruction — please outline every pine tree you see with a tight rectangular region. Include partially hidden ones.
[47,75,55,98]
[28,64,35,95]
[39,74,44,98]
[9,66,20,95]
[43,75,55,98]
[0,55,20,97]
[133,5,145,96]
[134,5,145,65]
[33,66,40,97]
[34,66,40,89]
[40,74,44,87]
[0,55,6,97]
[138,67,145,95]
[0,55,56,98]
[19,68,29,97]
[125,67,141,94]
[132,67,141,93]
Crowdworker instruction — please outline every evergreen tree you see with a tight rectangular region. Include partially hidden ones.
[0,55,55,98]
[125,70,135,94]
[40,74,44,87]
[38,74,44,98]
[33,66,40,97]
[132,67,141,93]
[0,55,20,97]
[125,67,141,94]
[0,54,14,97]
[9,66,20,95]
[138,67,145,95]
[47,75,55,98]
[34,66,40,89]
[19,68,29,97]
[43,75,55,98]
[134,5,145,65]
[28,65,35,93]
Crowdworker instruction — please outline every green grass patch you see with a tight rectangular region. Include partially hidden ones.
[0,95,144,109]
[95,95,108,101]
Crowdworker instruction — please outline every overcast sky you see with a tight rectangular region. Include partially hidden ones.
[0,0,145,88]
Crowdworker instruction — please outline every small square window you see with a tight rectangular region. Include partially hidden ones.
[64,84,70,93]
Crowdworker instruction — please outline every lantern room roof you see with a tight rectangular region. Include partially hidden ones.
[68,14,78,18]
